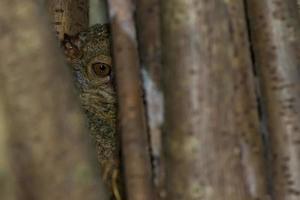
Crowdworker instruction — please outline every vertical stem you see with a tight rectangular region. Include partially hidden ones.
[0,1,108,200]
[0,97,17,200]
[106,1,154,200]
[45,0,89,39]
[246,0,300,199]
[161,1,269,199]
[135,0,164,198]
[89,0,108,25]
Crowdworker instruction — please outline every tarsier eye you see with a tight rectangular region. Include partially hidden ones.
[91,62,111,77]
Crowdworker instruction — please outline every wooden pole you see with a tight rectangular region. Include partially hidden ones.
[246,0,300,199]
[107,0,154,200]
[135,0,164,198]
[0,1,108,200]
[0,97,17,200]
[161,1,269,199]
[45,0,89,39]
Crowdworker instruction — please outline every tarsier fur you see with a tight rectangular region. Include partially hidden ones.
[62,24,121,200]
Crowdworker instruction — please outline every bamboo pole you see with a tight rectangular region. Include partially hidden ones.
[0,97,17,200]
[45,0,89,39]
[107,1,154,200]
[246,1,300,199]
[89,0,108,25]
[135,0,164,198]
[161,1,269,199]
[0,1,108,200]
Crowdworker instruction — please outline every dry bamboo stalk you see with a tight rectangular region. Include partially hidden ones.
[45,0,89,39]
[136,0,162,84]
[161,1,269,199]
[135,0,164,198]
[107,1,154,200]
[89,0,108,25]
[246,0,300,199]
[0,1,108,200]
[0,97,17,200]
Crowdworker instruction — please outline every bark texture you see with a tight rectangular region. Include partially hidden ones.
[0,97,17,200]
[246,1,300,199]
[161,1,269,200]
[45,0,89,39]
[107,1,154,200]
[135,0,164,198]
[0,1,108,200]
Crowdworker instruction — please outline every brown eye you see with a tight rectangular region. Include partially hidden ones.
[91,62,111,77]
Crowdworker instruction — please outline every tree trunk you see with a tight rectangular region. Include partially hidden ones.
[161,1,269,199]
[0,1,108,200]
[246,0,300,199]
[45,0,89,39]
[107,0,154,200]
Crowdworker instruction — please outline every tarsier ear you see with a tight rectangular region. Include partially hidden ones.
[61,33,82,61]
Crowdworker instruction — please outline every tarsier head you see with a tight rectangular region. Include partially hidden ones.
[62,24,117,127]
[62,25,120,199]
[62,24,113,90]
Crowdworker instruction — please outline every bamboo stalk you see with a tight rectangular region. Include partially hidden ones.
[161,1,269,199]
[0,97,17,200]
[106,1,154,200]
[135,0,164,198]
[246,0,300,199]
[89,0,108,25]
[0,1,108,200]
[45,0,89,39]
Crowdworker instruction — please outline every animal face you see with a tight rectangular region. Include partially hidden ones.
[62,24,115,103]
[62,25,120,199]
[62,24,117,128]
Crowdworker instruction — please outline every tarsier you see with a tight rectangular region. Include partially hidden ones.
[62,24,121,200]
